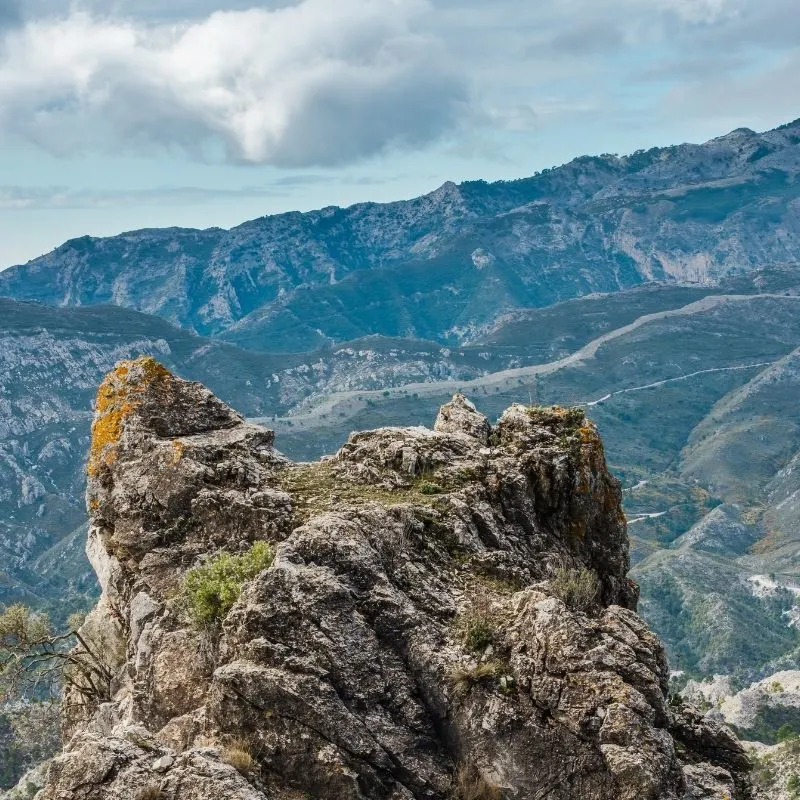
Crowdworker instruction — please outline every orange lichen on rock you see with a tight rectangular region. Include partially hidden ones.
[171,439,185,465]
[88,357,170,477]
[578,424,599,445]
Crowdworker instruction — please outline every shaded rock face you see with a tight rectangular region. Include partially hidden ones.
[39,358,753,799]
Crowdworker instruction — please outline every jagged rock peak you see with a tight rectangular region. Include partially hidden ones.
[434,392,491,443]
[39,361,754,799]
[87,356,247,480]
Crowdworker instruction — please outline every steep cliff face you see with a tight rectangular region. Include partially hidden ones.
[39,358,753,799]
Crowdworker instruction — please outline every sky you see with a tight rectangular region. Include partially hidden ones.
[0,0,798,268]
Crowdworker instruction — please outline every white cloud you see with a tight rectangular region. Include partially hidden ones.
[662,50,800,128]
[653,0,736,24]
[0,0,796,174]
[0,0,467,166]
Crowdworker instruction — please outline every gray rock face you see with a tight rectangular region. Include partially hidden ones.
[38,358,753,799]
[720,672,800,735]
[434,393,491,444]
[0,298,534,621]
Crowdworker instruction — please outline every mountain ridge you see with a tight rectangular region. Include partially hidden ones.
[4,123,800,789]
[7,283,800,790]
[2,118,799,352]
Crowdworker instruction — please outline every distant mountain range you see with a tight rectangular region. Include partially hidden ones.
[2,119,800,686]
[2,119,799,351]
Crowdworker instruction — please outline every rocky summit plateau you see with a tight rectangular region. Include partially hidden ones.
[31,358,753,799]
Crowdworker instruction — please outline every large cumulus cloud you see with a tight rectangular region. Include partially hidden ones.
[0,0,467,166]
[0,0,797,170]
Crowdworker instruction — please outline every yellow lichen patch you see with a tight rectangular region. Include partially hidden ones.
[171,440,185,465]
[88,400,134,476]
[578,424,599,445]
[87,357,171,477]
[139,357,170,383]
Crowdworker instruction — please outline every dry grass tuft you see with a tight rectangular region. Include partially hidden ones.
[453,762,503,800]
[448,659,505,696]
[276,462,448,523]
[221,737,258,775]
[549,563,600,612]
[135,786,163,800]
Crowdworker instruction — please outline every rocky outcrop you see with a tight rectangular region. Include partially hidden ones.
[434,393,491,444]
[38,358,754,799]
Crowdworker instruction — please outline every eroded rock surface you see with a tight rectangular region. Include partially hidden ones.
[38,358,753,799]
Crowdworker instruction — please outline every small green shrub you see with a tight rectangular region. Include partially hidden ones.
[788,773,800,797]
[454,597,504,654]
[0,604,52,645]
[182,541,274,627]
[461,616,496,653]
[777,723,798,743]
[550,564,600,612]
[418,482,442,495]
[751,751,777,790]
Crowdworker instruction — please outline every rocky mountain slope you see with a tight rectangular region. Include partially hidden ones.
[2,121,799,351]
[252,285,800,683]
[3,119,800,754]
[0,299,288,619]
[31,359,754,799]
[679,670,800,798]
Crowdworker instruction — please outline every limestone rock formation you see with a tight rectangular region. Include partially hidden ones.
[433,393,491,444]
[37,359,754,799]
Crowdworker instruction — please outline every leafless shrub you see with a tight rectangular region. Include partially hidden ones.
[0,604,112,704]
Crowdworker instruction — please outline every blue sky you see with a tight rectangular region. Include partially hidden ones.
[0,0,798,268]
